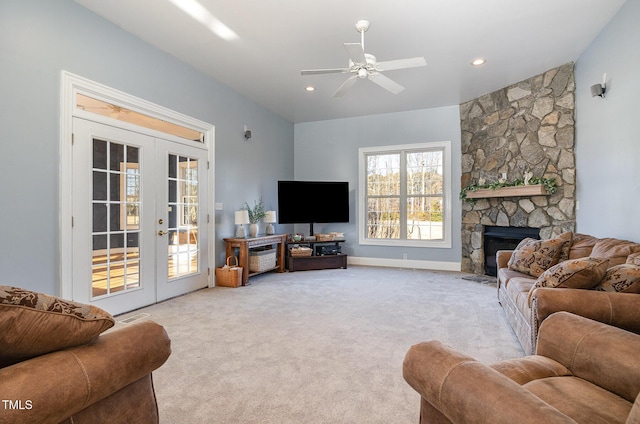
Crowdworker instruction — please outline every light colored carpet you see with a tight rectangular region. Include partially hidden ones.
[116,266,523,424]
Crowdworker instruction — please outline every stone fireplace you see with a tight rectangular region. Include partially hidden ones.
[460,63,577,275]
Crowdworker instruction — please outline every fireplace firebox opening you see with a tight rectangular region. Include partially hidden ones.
[483,226,540,276]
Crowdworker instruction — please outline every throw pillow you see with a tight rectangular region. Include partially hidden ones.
[0,285,115,368]
[508,232,573,277]
[594,264,640,294]
[528,257,609,304]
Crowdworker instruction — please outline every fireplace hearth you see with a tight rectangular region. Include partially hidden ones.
[483,226,540,276]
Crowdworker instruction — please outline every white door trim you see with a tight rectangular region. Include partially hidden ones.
[60,71,215,300]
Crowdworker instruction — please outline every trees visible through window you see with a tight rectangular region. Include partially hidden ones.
[359,142,451,247]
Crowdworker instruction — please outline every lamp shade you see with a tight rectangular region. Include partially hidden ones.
[235,210,250,225]
[264,210,277,223]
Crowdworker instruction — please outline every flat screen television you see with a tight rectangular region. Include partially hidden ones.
[277,180,349,235]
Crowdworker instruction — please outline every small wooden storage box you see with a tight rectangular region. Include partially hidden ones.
[249,249,277,272]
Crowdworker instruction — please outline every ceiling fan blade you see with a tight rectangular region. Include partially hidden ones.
[301,68,349,75]
[332,75,358,97]
[343,43,366,64]
[376,57,427,72]
[368,72,405,94]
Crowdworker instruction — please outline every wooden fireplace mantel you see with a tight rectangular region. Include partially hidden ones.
[464,184,549,199]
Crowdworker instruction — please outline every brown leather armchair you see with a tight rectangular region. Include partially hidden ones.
[403,312,640,424]
[0,320,171,424]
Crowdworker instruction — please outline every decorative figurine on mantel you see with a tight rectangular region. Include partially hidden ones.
[523,171,534,185]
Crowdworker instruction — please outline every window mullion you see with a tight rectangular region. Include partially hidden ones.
[399,151,407,240]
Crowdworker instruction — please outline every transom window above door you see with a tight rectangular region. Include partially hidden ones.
[76,94,204,142]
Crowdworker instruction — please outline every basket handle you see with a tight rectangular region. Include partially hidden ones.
[226,256,239,267]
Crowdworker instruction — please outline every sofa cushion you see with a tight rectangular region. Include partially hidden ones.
[627,253,640,266]
[524,377,634,424]
[508,232,573,277]
[498,267,531,286]
[528,257,609,304]
[506,277,535,317]
[0,285,114,367]
[594,264,640,294]
[591,238,640,267]
[568,233,598,260]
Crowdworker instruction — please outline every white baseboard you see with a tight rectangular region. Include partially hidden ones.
[347,256,461,272]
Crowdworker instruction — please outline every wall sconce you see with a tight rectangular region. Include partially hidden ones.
[591,73,606,98]
[244,125,252,140]
[234,210,250,238]
[264,211,277,235]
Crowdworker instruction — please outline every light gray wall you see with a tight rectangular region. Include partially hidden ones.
[0,0,293,295]
[294,106,462,264]
[575,0,639,242]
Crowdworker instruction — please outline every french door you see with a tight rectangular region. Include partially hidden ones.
[72,118,208,314]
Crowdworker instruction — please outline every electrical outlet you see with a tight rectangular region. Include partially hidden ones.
[215,202,223,211]
[403,253,408,260]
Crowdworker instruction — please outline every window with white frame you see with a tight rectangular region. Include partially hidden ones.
[359,142,451,248]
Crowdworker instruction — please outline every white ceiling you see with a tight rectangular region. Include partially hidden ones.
[74,0,625,123]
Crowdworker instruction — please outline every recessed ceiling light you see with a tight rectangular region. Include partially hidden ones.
[471,58,486,66]
[305,86,316,92]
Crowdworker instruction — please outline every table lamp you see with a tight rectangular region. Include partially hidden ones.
[264,210,276,235]
[235,210,250,238]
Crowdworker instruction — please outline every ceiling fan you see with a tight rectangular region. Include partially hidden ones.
[301,20,427,97]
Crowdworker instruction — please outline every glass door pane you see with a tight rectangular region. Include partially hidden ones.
[92,138,142,298]
[167,154,199,279]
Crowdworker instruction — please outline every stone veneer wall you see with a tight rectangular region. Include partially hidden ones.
[460,63,576,275]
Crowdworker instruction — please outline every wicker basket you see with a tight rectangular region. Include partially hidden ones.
[289,246,312,257]
[315,233,334,242]
[249,249,277,272]
[215,256,243,288]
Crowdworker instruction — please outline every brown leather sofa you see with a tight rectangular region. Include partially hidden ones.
[497,233,640,354]
[0,321,170,424]
[0,284,171,424]
[403,312,640,424]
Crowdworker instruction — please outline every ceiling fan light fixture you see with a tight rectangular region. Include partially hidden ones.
[300,20,426,97]
[471,58,486,66]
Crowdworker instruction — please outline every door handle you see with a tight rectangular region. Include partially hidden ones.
[158,230,168,236]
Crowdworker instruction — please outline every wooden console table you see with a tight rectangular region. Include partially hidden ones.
[223,234,287,285]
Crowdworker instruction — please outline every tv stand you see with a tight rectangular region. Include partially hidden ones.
[286,239,347,272]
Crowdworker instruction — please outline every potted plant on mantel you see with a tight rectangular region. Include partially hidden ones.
[244,198,266,238]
